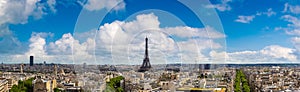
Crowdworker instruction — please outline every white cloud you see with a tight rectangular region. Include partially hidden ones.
[66,13,162,64]
[227,50,260,63]
[0,0,57,26]
[291,37,300,52]
[0,0,122,64]
[277,14,300,62]
[94,13,177,64]
[176,38,224,64]
[0,24,11,37]
[0,13,226,64]
[265,8,276,17]
[25,32,49,56]
[84,0,125,11]
[235,15,255,23]
[48,33,75,55]
[47,33,95,63]
[280,15,300,36]
[283,3,300,14]
[0,0,57,25]
[47,0,57,13]
[209,51,228,62]
[163,26,226,39]
[235,8,275,24]
[283,3,289,12]
[228,45,297,63]
[205,0,232,12]
[256,8,276,17]
[0,0,57,56]
[282,15,300,28]
[74,13,225,64]
[16,32,94,64]
[177,40,208,63]
[260,45,297,61]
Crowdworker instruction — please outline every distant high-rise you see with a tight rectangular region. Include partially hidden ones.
[30,56,34,66]
[138,37,151,72]
[204,64,210,70]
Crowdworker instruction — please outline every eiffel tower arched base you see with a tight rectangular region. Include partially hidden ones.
[138,67,151,72]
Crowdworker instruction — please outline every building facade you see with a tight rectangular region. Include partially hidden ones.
[0,78,8,92]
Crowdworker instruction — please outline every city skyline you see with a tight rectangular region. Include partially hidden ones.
[0,0,300,64]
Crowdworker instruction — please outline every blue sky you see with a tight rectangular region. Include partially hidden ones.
[0,0,300,64]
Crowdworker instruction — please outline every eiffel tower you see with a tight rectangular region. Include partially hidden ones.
[138,37,151,72]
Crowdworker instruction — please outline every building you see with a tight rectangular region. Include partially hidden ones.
[204,64,210,70]
[65,87,82,92]
[176,88,226,92]
[30,56,34,66]
[7,78,17,90]
[0,78,8,92]
[33,76,57,92]
[33,77,49,92]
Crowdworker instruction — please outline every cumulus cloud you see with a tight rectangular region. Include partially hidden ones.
[228,50,260,63]
[84,0,125,11]
[205,0,232,12]
[235,15,255,23]
[0,0,226,64]
[48,33,94,63]
[176,38,224,64]
[209,51,228,62]
[48,33,75,55]
[260,45,297,61]
[48,33,94,56]
[25,32,49,56]
[0,13,226,64]
[228,45,297,63]
[0,0,58,55]
[18,32,94,64]
[72,13,225,64]
[0,0,57,25]
[0,0,90,63]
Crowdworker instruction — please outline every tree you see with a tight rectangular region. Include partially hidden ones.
[234,69,251,92]
[105,76,125,92]
[243,85,250,92]
[10,85,21,92]
[9,78,34,92]
[54,88,64,92]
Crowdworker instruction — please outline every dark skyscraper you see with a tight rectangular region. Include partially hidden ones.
[30,56,34,66]
[138,37,151,72]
